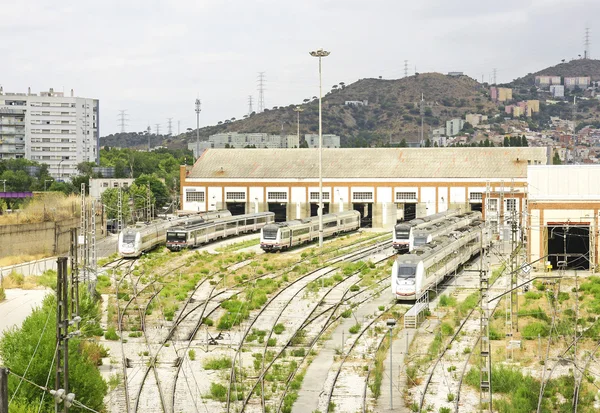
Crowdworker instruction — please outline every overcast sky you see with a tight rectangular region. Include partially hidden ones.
[1,0,598,136]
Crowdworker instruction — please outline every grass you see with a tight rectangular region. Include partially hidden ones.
[0,287,5,301]
[0,193,79,226]
[209,382,228,401]
[273,323,285,334]
[438,294,457,307]
[188,349,196,361]
[203,356,232,370]
[348,324,361,334]
[104,326,119,341]
[341,309,352,318]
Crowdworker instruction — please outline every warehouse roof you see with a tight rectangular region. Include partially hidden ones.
[188,147,549,179]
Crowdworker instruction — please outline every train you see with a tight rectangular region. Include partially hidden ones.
[166,212,275,251]
[392,209,461,252]
[392,220,489,301]
[410,211,482,249]
[260,210,361,252]
[118,209,232,258]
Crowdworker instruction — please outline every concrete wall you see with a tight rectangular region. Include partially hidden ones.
[0,217,105,260]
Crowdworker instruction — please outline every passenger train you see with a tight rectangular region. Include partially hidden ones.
[392,210,461,252]
[166,212,275,251]
[118,209,232,258]
[260,210,361,251]
[410,211,482,249]
[392,220,489,300]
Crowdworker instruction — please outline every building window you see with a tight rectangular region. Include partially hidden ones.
[186,191,205,203]
[267,191,287,201]
[488,199,498,211]
[353,192,373,201]
[395,192,417,201]
[226,192,245,201]
[310,192,330,201]
[506,199,517,212]
[469,192,482,201]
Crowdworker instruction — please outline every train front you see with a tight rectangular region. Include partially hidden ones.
[260,224,280,251]
[166,229,188,251]
[392,258,421,300]
[392,223,411,253]
[119,229,141,257]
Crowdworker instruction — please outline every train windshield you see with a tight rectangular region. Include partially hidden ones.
[262,226,278,240]
[167,232,187,242]
[123,233,136,245]
[397,266,416,279]
[395,226,410,239]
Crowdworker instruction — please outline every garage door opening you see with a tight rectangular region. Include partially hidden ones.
[268,203,288,222]
[353,203,373,228]
[470,202,483,212]
[226,202,246,216]
[403,204,416,221]
[547,224,589,270]
[310,203,330,217]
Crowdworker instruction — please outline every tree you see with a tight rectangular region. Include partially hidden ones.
[553,152,562,165]
[134,174,169,209]
[424,139,432,147]
[48,180,75,195]
[399,138,408,148]
[101,188,131,221]
[0,295,107,412]
[503,136,510,147]
[303,99,310,104]
[521,135,528,146]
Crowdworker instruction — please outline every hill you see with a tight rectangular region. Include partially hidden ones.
[102,73,496,149]
[510,58,600,86]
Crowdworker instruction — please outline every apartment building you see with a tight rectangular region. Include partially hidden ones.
[446,118,465,136]
[0,88,99,179]
[305,134,341,148]
[0,108,26,159]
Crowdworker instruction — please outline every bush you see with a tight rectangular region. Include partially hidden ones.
[209,382,227,401]
[203,317,214,327]
[447,393,455,402]
[440,322,454,337]
[439,294,457,307]
[341,309,352,318]
[291,348,306,357]
[349,324,361,334]
[378,305,385,311]
[440,408,451,413]
[524,291,542,300]
[203,356,232,370]
[349,285,360,292]
[104,326,119,341]
[188,349,196,361]
[521,322,550,339]
[273,323,285,334]
[267,338,277,347]
[0,287,5,302]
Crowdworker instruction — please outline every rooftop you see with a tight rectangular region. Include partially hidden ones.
[188,147,549,180]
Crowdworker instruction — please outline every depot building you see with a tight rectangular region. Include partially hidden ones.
[179,147,548,228]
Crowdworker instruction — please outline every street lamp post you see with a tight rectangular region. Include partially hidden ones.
[45,179,53,191]
[310,48,330,248]
[195,98,201,159]
[293,106,304,147]
[58,159,65,180]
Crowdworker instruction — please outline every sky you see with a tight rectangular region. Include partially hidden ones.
[1,0,598,136]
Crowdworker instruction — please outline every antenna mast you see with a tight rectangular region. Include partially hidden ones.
[257,72,266,113]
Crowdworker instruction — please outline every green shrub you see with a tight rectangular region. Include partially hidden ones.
[440,322,454,336]
[267,338,277,347]
[439,294,457,307]
[203,317,214,326]
[104,326,119,341]
[128,331,142,338]
[447,393,455,402]
[521,322,550,339]
[524,291,542,300]
[439,408,451,413]
[349,285,360,292]
[273,323,285,334]
[203,356,231,369]
[378,305,385,311]
[341,309,352,318]
[0,287,5,302]
[209,382,227,401]
[348,324,360,334]
[291,348,306,357]
[558,292,570,302]
[188,349,196,361]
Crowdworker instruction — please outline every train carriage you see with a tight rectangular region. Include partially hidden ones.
[392,209,461,253]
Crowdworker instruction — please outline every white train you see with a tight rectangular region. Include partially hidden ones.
[411,211,482,249]
[260,210,361,251]
[392,220,489,300]
[166,212,275,251]
[118,209,232,258]
[392,210,461,252]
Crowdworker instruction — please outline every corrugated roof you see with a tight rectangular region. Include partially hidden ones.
[188,147,548,179]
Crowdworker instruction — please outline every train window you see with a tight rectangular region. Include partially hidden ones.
[397,266,416,278]
[226,221,237,229]
[247,218,255,225]
[123,233,136,244]
[263,227,278,239]
[167,232,186,242]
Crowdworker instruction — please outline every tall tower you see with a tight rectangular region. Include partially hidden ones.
[585,27,591,59]
[167,118,173,135]
[117,110,128,133]
[257,72,266,113]
[248,95,254,115]
[492,68,497,85]
[404,60,409,78]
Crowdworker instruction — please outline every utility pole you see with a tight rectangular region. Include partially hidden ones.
[492,68,497,85]
[177,120,180,136]
[257,72,266,113]
[404,60,409,78]
[90,199,97,292]
[0,366,7,413]
[479,182,492,412]
[117,187,123,234]
[248,95,253,116]
[69,229,79,330]
[510,181,518,335]
[117,110,128,133]
[55,257,69,413]
[167,118,173,136]
[420,93,425,146]
[195,98,201,159]
[293,106,304,147]
[147,125,151,152]
[146,184,152,221]
[79,184,87,284]
[155,124,161,137]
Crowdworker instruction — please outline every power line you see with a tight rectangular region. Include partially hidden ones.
[117,110,129,133]
[257,72,266,113]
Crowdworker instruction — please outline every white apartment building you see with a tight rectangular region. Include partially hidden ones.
[0,108,26,159]
[446,118,465,136]
[305,134,341,148]
[0,87,99,179]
